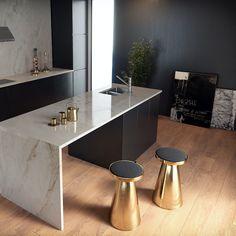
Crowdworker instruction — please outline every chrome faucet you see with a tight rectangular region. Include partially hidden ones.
[116,75,132,93]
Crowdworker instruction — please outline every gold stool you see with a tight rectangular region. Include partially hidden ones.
[109,160,144,231]
[153,147,188,210]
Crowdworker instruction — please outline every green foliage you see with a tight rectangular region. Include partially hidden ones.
[122,39,154,87]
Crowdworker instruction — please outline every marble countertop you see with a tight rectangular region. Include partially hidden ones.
[0,68,73,89]
[0,84,162,148]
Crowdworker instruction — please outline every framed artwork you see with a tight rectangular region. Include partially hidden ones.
[211,88,236,131]
[170,71,218,128]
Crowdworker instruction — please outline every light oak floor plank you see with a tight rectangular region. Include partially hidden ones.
[0,117,235,236]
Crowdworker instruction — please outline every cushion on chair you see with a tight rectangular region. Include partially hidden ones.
[109,160,143,179]
[155,147,188,163]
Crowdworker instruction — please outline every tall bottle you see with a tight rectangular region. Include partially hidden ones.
[42,51,50,72]
[32,48,40,76]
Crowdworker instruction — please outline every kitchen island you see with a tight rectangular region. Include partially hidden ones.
[0,84,161,230]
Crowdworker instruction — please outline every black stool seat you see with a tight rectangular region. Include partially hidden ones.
[155,147,188,163]
[109,160,143,179]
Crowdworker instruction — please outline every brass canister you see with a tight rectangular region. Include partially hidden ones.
[48,117,58,126]
[67,106,79,122]
[61,117,67,125]
[59,111,66,122]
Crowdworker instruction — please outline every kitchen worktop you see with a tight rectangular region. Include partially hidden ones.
[0,84,162,148]
[0,68,73,88]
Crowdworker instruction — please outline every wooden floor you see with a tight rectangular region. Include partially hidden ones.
[0,117,236,236]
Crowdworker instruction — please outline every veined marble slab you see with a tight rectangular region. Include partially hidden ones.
[0,68,73,89]
[0,0,52,76]
[211,88,236,131]
[0,85,162,148]
[0,128,64,230]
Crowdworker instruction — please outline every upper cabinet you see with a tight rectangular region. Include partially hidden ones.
[51,0,73,69]
[51,0,89,95]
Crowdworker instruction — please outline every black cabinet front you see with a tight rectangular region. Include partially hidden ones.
[68,95,160,168]
[0,73,73,121]
[51,0,88,96]
[0,86,11,121]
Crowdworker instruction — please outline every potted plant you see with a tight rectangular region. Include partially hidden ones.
[122,39,154,87]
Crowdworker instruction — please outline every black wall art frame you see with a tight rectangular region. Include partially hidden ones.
[170,71,218,128]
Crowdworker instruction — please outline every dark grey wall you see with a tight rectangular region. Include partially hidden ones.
[112,0,236,115]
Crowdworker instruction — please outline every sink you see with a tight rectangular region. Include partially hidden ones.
[100,87,128,96]
[0,79,15,85]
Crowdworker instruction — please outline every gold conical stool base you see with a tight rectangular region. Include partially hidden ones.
[153,162,183,210]
[110,180,141,231]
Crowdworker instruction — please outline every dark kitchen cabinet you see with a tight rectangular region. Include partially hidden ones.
[68,115,124,168]
[0,86,11,121]
[148,95,160,144]
[122,95,160,160]
[68,95,160,168]
[122,107,139,160]
[0,73,73,121]
[51,0,88,96]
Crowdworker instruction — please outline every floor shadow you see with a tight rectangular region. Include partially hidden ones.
[63,194,110,226]
[137,187,155,203]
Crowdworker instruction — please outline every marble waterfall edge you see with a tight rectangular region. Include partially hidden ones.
[0,127,64,230]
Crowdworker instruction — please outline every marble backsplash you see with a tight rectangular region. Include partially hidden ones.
[0,0,52,77]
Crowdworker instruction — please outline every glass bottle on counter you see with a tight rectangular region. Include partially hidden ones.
[42,51,50,72]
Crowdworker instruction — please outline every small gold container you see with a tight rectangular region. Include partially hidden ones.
[59,112,66,121]
[48,117,59,126]
[61,117,67,125]
[51,117,57,126]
